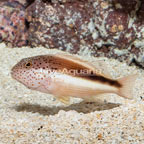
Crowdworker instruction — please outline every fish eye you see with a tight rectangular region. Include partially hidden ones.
[26,63,31,66]
[25,61,32,68]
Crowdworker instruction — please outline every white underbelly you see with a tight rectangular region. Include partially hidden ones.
[53,73,118,95]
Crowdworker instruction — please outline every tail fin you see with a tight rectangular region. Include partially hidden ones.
[117,74,138,99]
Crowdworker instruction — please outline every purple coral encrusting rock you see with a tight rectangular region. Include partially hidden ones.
[26,0,95,53]
[0,0,28,47]
[93,0,138,49]
[26,0,144,67]
[9,0,27,6]
[91,0,142,63]
[1,0,144,68]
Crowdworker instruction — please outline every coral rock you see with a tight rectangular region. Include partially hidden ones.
[0,0,28,47]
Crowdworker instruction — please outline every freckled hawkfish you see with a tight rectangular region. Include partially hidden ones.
[11,53,137,104]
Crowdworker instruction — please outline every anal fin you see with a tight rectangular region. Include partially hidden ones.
[56,95,71,105]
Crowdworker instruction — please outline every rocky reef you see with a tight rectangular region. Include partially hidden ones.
[1,0,144,67]
[0,0,28,47]
[26,0,144,67]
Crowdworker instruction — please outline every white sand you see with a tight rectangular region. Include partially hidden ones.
[0,43,144,143]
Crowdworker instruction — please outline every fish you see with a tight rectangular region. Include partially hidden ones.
[11,53,138,104]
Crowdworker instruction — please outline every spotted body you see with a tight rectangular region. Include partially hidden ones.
[11,53,137,104]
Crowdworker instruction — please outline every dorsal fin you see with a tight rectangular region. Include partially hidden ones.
[54,53,112,78]
[91,59,113,79]
[54,53,96,71]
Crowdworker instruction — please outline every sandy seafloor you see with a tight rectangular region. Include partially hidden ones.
[0,42,144,144]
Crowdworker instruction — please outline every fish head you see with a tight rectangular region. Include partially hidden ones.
[11,56,46,89]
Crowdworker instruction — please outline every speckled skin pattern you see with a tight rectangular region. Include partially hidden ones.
[11,53,138,104]
[26,0,144,67]
[0,0,28,47]
[11,55,52,91]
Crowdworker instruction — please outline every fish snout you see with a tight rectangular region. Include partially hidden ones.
[11,63,22,80]
[11,65,18,79]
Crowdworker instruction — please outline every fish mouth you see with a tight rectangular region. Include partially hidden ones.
[11,68,15,79]
[11,62,23,79]
[11,65,17,79]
